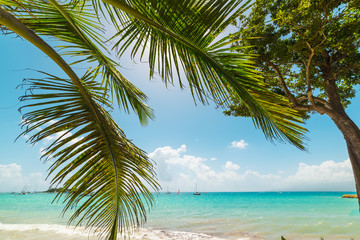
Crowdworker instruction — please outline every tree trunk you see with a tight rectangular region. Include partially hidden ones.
[322,75,360,208]
[330,112,360,209]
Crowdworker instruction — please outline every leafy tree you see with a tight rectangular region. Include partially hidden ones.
[226,0,360,206]
[0,0,306,239]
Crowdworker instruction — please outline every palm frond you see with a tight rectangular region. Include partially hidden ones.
[0,8,159,239]
[104,0,307,148]
[1,0,152,125]
[208,34,308,150]
[19,70,159,239]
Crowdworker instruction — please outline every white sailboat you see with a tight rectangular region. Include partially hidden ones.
[193,183,200,195]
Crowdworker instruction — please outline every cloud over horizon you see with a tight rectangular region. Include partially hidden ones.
[149,145,355,192]
[1,145,354,193]
[285,159,354,191]
[0,163,49,192]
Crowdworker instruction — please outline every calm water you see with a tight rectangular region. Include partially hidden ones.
[0,192,360,239]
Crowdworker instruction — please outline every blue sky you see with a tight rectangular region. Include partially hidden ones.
[0,30,358,193]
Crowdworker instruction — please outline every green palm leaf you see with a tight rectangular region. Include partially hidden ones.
[1,0,152,125]
[1,0,307,147]
[0,8,159,239]
[103,0,307,148]
[19,70,159,238]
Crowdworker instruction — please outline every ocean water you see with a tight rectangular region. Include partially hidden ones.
[0,192,360,240]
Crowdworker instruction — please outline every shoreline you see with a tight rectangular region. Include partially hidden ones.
[2,222,359,240]
[0,222,258,240]
[1,192,360,240]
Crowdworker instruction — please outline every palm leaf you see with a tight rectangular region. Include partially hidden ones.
[103,0,307,148]
[0,7,159,239]
[1,0,152,125]
[1,0,308,147]
[19,70,159,239]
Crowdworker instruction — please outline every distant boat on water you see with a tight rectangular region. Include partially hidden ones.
[193,183,200,195]
[165,186,171,194]
[20,185,30,195]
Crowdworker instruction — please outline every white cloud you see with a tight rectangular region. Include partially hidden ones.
[149,145,355,192]
[182,154,218,181]
[149,145,186,181]
[210,158,217,161]
[284,159,354,191]
[224,161,240,171]
[149,145,219,182]
[230,140,248,149]
[0,163,49,192]
[0,163,21,178]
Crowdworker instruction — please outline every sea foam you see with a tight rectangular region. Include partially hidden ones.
[0,222,89,236]
[0,223,254,240]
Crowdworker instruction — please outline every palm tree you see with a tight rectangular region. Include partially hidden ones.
[0,0,306,239]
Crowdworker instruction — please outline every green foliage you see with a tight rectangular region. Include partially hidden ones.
[1,0,153,125]
[19,70,159,238]
[0,0,309,239]
[107,0,307,149]
[230,0,360,114]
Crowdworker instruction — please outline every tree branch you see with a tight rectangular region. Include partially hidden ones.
[304,43,320,112]
[296,96,329,107]
[265,60,298,105]
[265,55,332,116]
[293,102,331,115]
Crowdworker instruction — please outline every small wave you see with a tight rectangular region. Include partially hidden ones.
[0,223,89,236]
[0,223,256,240]
[132,228,225,240]
[130,228,258,240]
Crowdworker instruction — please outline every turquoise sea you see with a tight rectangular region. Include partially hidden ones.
[1,192,360,240]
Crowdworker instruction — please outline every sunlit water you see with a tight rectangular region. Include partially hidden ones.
[0,192,360,239]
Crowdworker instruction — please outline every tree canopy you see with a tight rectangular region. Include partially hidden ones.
[227,0,360,118]
[226,0,360,208]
